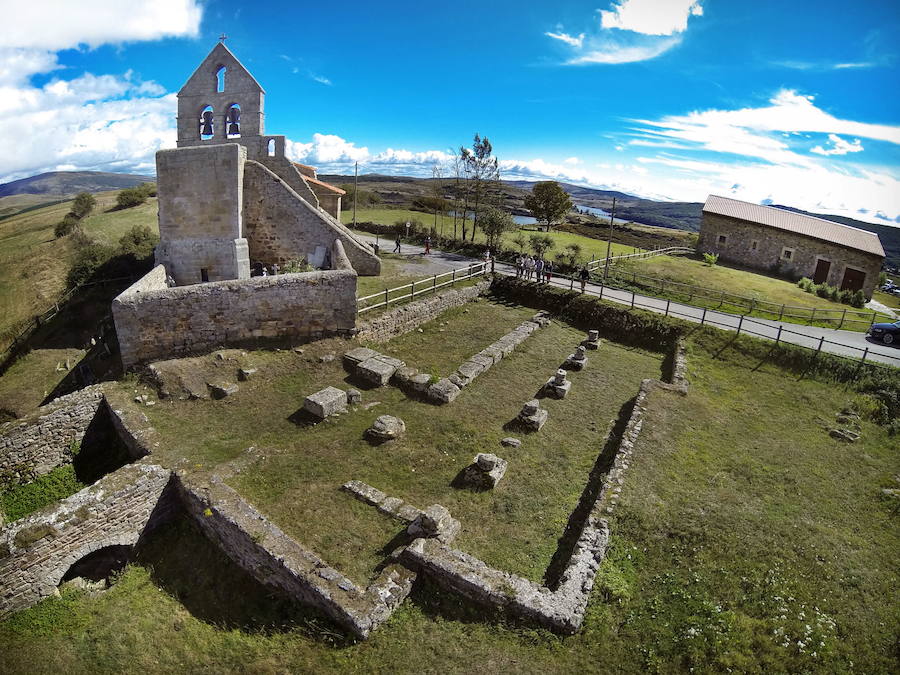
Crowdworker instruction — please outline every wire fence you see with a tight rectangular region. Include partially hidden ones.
[357,261,488,314]
[598,265,891,330]
[545,270,900,369]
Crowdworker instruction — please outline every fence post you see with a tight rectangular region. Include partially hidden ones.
[810,307,816,323]
[778,304,784,321]
[749,298,756,314]
[736,315,743,336]
[775,325,782,345]
[665,299,670,317]
[871,311,877,326]
[838,308,847,330]
[451,269,455,287]
[433,274,437,292]
[701,307,707,326]
[384,287,389,307]
[718,291,724,308]
[814,336,824,361]
[859,347,868,365]
[410,280,414,301]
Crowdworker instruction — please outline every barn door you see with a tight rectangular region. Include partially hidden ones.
[813,258,831,284]
[840,267,866,292]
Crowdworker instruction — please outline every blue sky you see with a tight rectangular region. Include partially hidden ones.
[1,0,898,224]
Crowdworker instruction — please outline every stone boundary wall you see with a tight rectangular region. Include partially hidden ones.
[113,241,357,368]
[399,376,673,634]
[0,386,105,487]
[175,473,414,639]
[670,337,689,390]
[0,462,174,618]
[356,279,490,343]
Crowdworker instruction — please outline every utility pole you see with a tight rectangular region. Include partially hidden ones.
[352,161,358,229]
[603,197,616,282]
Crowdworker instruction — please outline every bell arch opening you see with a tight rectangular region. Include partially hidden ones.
[226,103,241,138]
[199,105,214,140]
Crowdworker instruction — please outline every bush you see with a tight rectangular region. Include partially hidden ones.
[137,182,157,198]
[702,252,718,266]
[851,289,866,308]
[797,277,815,292]
[70,191,96,218]
[118,224,158,260]
[116,187,147,209]
[53,213,80,238]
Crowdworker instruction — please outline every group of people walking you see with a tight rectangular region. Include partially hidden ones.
[515,254,554,283]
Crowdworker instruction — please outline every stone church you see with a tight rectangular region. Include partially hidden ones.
[112,44,379,368]
[155,41,379,285]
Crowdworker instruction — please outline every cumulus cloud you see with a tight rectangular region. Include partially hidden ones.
[0,0,203,183]
[810,133,864,156]
[0,0,202,50]
[285,133,453,172]
[547,0,702,65]
[599,0,703,36]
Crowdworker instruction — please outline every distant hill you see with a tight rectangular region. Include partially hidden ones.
[0,171,154,198]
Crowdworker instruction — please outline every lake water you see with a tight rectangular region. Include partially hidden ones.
[512,214,538,225]
[576,204,610,218]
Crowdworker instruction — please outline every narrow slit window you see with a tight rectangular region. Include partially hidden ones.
[267,138,276,156]
[751,240,758,251]
[216,66,226,93]
[200,268,209,282]
[717,234,727,245]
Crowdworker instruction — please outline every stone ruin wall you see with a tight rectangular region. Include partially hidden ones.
[242,159,380,276]
[698,212,882,299]
[356,279,491,343]
[0,462,175,618]
[0,386,105,487]
[113,241,358,369]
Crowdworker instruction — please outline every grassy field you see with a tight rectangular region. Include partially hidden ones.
[343,207,640,261]
[0,192,158,352]
[137,300,663,584]
[1,308,896,672]
[611,255,893,330]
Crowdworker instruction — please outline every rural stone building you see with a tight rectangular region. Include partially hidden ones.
[698,195,885,299]
[112,43,379,368]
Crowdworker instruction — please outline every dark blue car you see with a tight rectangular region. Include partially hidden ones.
[867,320,900,346]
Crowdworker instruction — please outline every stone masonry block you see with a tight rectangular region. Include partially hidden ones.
[303,386,347,419]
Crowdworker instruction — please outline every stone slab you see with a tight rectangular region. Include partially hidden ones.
[357,358,398,386]
[303,386,347,419]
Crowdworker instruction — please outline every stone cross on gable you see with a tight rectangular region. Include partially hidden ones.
[218,33,228,43]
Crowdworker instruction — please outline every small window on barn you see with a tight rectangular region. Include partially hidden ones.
[781,247,794,261]
[751,240,759,251]
[717,234,727,246]
[216,66,226,93]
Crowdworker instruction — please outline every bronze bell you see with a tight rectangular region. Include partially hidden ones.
[200,111,213,135]
[228,122,240,135]
[227,107,240,123]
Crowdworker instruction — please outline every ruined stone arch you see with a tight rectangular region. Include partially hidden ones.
[48,533,141,590]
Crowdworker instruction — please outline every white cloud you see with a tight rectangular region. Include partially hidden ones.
[311,75,332,86]
[0,0,202,50]
[547,0,701,65]
[599,0,703,36]
[286,133,452,171]
[546,32,585,48]
[810,133,864,156]
[564,157,581,165]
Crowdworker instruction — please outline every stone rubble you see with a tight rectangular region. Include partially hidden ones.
[500,437,522,448]
[365,415,406,442]
[407,504,460,543]
[563,345,588,371]
[518,399,549,432]
[303,386,348,419]
[544,369,572,399]
[582,329,601,350]
[461,453,508,489]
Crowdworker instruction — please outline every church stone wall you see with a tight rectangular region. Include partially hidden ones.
[154,143,250,285]
[243,160,380,275]
[113,244,357,368]
[698,212,883,299]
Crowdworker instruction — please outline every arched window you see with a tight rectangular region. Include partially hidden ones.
[199,105,214,140]
[216,66,226,93]
[226,103,241,138]
[267,138,276,156]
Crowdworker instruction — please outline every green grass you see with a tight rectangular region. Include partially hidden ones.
[1,465,85,523]
[611,255,892,331]
[0,347,85,419]
[344,207,640,261]
[355,253,442,298]
[872,289,900,311]
[2,320,896,673]
[139,300,663,585]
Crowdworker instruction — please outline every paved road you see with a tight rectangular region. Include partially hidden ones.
[357,235,900,368]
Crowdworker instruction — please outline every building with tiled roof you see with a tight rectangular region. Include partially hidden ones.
[699,195,885,298]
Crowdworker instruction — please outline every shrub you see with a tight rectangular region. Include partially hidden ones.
[118,224,158,260]
[797,277,815,292]
[67,240,116,287]
[54,213,80,238]
[136,182,157,198]
[529,233,555,257]
[116,188,146,209]
[70,192,96,218]
[850,289,866,308]
[702,252,718,266]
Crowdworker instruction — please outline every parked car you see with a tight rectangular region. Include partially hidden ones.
[867,320,900,345]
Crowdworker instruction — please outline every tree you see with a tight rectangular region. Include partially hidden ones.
[523,181,572,232]
[563,243,582,267]
[479,207,515,252]
[512,233,528,253]
[116,187,147,209]
[465,134,500,241]
[71,192,96,219]
[529,233,555,258]
[54,213,80,238]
